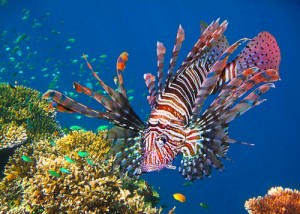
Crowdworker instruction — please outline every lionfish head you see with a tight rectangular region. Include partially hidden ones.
[141,128,178,172]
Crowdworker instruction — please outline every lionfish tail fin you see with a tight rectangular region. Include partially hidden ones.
[215,31,281,91]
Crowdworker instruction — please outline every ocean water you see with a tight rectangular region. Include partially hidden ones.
[0,0,299,213]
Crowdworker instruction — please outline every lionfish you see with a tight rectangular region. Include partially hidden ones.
[43,19,281,180]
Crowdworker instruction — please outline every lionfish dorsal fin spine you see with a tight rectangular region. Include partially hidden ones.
[191,38,249,123]
[143,73,157,108]
[165,25,185,88]
[156,42,166,98]
[160,20,230,126]
[177,19,228,75]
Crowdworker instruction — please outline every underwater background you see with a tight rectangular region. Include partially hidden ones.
[0,0,299,213]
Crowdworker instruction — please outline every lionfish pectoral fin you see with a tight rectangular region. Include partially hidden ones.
[108,126,143,177]
[42,90,101,118]
[222,82,276,123]
[179,130,229,180]
[185,66,280,180]
[55,102,76,113]
[73,81,117,112]
[79,55,145,131]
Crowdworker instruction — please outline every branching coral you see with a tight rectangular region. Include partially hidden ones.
[0,143,36,213]
[0,121,27,149]
[24,157,159,213]
[54,130,111,163]
[0,130,161,213]
[0,83,62,149]
[245,186,300,214]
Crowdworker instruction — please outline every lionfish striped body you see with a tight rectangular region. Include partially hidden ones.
[43,19,281,180]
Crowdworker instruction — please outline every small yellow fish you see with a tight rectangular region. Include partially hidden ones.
[173,193,186,202]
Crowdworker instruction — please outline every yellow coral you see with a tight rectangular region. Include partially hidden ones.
[0,130,161,213]
[0,83,62,147]
[54,130,111,162]
[245,186,300,214]
[0,121,27,149]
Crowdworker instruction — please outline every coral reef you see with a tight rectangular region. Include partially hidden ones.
[0,130,161,213]
[0,121,27,149]
[0,83,62,150]
[245,186,300,214]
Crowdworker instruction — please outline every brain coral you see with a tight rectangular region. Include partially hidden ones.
[0,130,161,213]
[0,83,62,150]
[245,186,300,214]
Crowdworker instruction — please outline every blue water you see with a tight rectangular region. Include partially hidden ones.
[1,0,299,213]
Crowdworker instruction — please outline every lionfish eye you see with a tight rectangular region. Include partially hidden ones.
[156,135,167,147]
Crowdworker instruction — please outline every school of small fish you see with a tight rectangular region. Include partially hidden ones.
[0,8,140,124]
